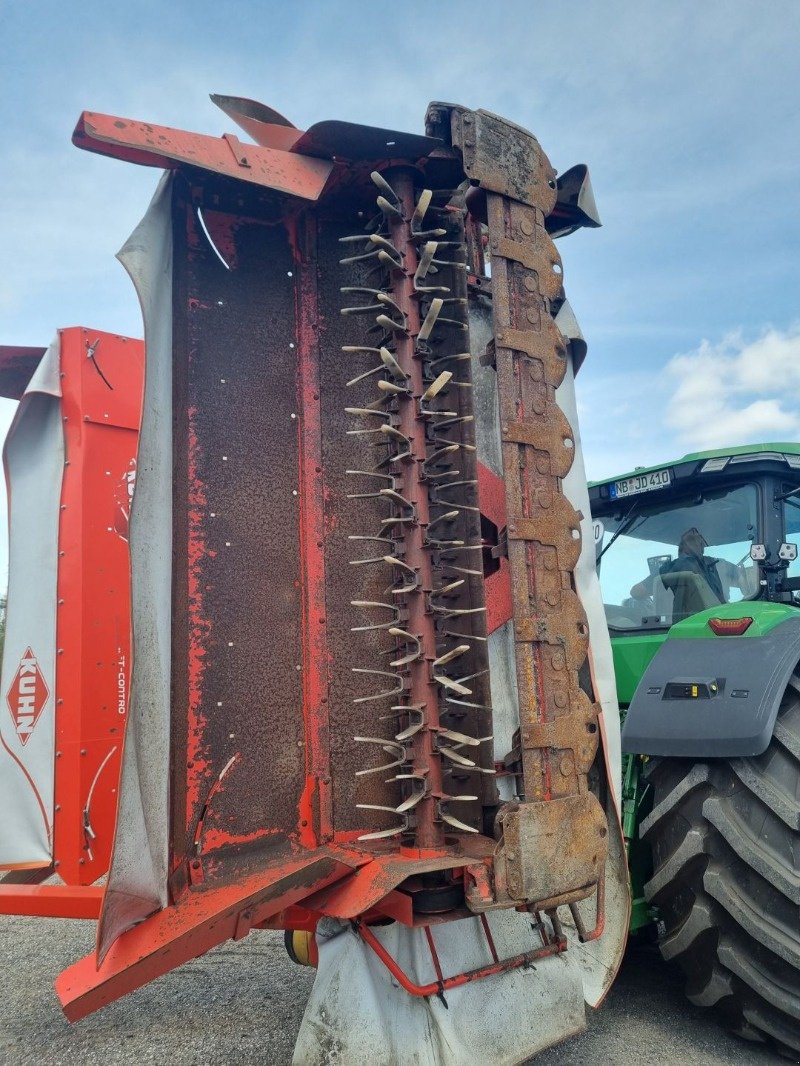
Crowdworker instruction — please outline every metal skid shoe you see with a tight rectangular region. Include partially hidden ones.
[56,98,629,1063]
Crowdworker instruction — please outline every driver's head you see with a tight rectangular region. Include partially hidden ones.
[679,527,707,557]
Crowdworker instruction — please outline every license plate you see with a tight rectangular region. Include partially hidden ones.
[610,468,671,499]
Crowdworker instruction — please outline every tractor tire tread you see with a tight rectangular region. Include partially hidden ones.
[641,680,800,1056]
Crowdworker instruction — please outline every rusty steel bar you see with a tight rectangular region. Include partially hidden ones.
[385,169,446,851]
[355,919,565,998]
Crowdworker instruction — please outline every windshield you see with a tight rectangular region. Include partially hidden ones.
[595,483,759,631]
[783,487,800,586]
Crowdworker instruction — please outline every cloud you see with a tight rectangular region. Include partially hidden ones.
[664,326,800,449]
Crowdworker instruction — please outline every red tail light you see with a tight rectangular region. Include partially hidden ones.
[708,616,753,636]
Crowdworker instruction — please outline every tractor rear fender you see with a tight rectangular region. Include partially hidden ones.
[621,616,800,757]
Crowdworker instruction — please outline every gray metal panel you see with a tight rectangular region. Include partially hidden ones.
[622,618,800,757]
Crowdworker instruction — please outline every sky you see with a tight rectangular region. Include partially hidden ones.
[1,0,800,579]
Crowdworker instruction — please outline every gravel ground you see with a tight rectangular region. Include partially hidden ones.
[0,914,786,1065]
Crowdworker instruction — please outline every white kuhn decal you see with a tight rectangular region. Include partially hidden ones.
[113,457,137,542]
[6,646,50,745]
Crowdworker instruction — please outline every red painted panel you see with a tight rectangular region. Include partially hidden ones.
[52,328,143,886]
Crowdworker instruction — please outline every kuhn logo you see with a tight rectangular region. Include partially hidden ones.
[6,647,49,745]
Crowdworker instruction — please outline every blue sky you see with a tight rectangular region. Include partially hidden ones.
[1,0,799,522]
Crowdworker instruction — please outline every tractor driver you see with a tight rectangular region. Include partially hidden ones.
[630,527,740,621]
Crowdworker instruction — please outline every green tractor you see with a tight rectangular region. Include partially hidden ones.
[590,443,800,1055]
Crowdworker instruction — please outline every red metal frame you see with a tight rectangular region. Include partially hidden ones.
[0,328,143,916]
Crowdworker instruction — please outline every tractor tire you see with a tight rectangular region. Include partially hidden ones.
[641,675,800,1057]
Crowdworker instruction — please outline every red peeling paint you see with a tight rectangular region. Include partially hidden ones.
[185,407,213,828]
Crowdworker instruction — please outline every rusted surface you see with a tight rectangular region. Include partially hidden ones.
[73,112,334,200]
[494,794,608,903]
[428,103,607,913]
[57,848,361,1021]
[170,176,306,871]
[426,105,557,210]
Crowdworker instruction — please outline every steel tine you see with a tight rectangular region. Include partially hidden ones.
[412,188,433,226]
[370,236,403,259]
[445,696,494,711]
[354,737,406,774]
[439,808,479,834]
[346,365,385,387]
[417,298,444,342]
[438,727,482,746]
[433,675,473,696]
[421,371,453,401]
[432,644,470,668]
[433,576,468,598]
[414,241,438,283]
[429,352,471,369]
[379,346,407,381]
[426,510,459,532]
[380,424,412,445]
[346,471,395,481]
[438,745,476,767]
[396,785,427,813]
[375,312,407,333]
[388,627,422,668]
[340,249,381,265]
[377,248,404,270]
[376,196,403,222]
[440,629,488,644]
[377,379,410,396]
[379,489,414,509]
[345,406,391,419]
[371,171,400,204]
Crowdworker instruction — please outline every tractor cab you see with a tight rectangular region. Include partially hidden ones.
[589,444,800,644]
[590,447,800,1055]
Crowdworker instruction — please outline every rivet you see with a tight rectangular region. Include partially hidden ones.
[228,641,234,647]
[222,455,228,461]
[291,413,297,420]
[523,276,536,291]
[225,541,231,547]
[80,749,87,755]
[295,664,302,671]
[520,219,534,236]
[526,308,539,324]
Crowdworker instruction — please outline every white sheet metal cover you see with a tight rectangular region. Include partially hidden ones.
[0,339,63,867]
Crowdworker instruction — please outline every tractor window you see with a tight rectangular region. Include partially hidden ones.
[594,483,759,631]
[782,489,800,584]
